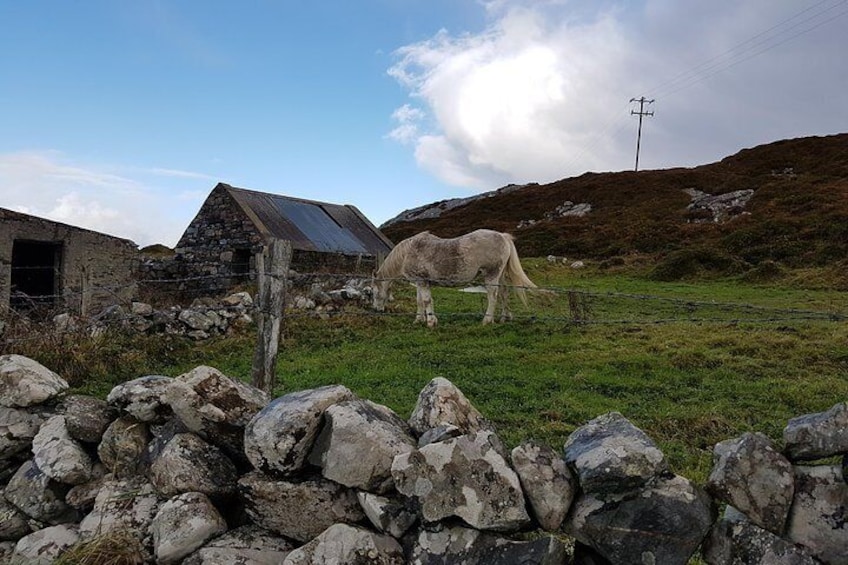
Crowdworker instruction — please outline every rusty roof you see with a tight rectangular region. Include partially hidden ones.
[220,184,393,255]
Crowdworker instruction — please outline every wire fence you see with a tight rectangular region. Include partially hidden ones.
[2,267,845,346]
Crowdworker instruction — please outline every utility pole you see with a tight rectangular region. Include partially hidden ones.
[630,96,654,172]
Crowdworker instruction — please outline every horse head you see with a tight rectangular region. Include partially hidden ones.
[371,272,390,312]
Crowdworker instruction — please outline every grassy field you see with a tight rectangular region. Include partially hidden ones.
[9,261,848,486]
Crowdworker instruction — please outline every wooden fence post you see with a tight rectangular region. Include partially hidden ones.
[251,238,292,393]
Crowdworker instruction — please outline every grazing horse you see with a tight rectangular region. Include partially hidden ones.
[372,229,537,327]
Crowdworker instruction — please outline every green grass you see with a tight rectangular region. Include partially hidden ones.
[7,262,847,488]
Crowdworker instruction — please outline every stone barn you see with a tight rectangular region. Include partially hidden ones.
[172,183,393,291]
[0,208,138,315]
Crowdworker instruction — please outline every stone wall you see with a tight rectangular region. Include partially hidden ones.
[1,355,846,564]
[0,209,138,316]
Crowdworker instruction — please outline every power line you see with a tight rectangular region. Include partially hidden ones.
[629,97,654,171]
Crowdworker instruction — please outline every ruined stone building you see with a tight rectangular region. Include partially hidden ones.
[169,183,394,292]
[0,208,138,315]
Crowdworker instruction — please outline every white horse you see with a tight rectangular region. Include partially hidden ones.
[372,229,537,327]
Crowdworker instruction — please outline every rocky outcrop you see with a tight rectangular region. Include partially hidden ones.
[1,357,847,564]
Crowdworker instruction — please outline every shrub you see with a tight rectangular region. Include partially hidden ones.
[649,248,746,281]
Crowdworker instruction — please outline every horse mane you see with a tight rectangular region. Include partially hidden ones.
[377,233,421,278]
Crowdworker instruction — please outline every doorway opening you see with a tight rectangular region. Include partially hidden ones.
[10,240,63,311]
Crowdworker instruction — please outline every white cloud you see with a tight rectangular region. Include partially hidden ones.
[0,151,206,247]
[388,0,848,188]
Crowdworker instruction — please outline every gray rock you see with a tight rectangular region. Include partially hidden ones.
[283,523,404,565]
[98,416,149,478]
[164,366,269,462]
[0,405,49,461]
[4,460,77,525]
[153,492,228,565]
[511,441,575,531]
[0,496,31,541]
[565,474,715,565]
[357,492,418,538]
[408,524,568,565]
[392,430,530,532]
[221,292,253,308]
[244,385,356,476]
[238,472,365,543]
[0,355,68,408]
[62,394,117,443]
[408,377,494,438]
[0,541,14,563]
[784,402,848,461]
[706,432,794,535]
[179,309,216,331]
[181,524,294,565]
[78,477,160,544]
[106,375,174,423]
[64,462,107,513]
[148,433,238,500]
[417,423,463,447]
[12,524,79,564]
[308,399,415,493]
[32,415,93,485]
[132,301,154,316]
[563,411,668,494]
[703,506,822,565]
[785,464,848,565]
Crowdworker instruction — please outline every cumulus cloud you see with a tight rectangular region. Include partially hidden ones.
[388,0,848,189]
[0,151,208,247]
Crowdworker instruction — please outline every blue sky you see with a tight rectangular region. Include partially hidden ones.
[1,1,846,247]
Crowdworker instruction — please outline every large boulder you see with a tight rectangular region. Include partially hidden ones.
[703,507,822,565]
[0,496,31,541]
[148,433,238,500]
[408,524,568,565]
[78,477,161,548]
[244,385,356,476]
[392,430,530,532]
[181,525,294,565]
[0,406,50,463]
[706,432,794,534]
[783,402,848,461]
[563,411,668,495]
[785,464,848,565]
[238,472,364,543]
[164,366,269,463]
[408,377,493,438]
[4,460,78,525]
[283,523,404,565]
[31,415,94,485]
[0,355,68,408]
[510,441,575,531]
[62,394,117,444]
[11,524,79,564]
[97,416,150,478]
[152,492,228,565]
[308,399,415,493]
[106,375,174,423]
[565,474,715,565]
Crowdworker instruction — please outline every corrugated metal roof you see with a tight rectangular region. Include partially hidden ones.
[222,184,393,256]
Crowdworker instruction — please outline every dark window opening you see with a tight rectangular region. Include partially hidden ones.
[231,248,252,277]
[10,240,63,311]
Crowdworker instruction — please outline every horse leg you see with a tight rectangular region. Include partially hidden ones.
[419,283,437,327]
[498,282,513,322]
[414,284,425,324]
[483,283,497,324]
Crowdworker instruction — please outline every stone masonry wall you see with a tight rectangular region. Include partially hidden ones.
[1,355,846,564]
[0,210,137,315]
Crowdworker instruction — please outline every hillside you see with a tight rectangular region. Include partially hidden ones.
[381,134,848,281]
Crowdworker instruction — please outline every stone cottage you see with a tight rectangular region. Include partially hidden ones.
[170,183,394,292]
[0,208,137,315]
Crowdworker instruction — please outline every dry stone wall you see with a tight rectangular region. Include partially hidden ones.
[0,354,846,564]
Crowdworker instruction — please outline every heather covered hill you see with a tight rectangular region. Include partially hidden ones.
[381,134,848,280]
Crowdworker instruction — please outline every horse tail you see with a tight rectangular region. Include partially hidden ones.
[503,235,536,306]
